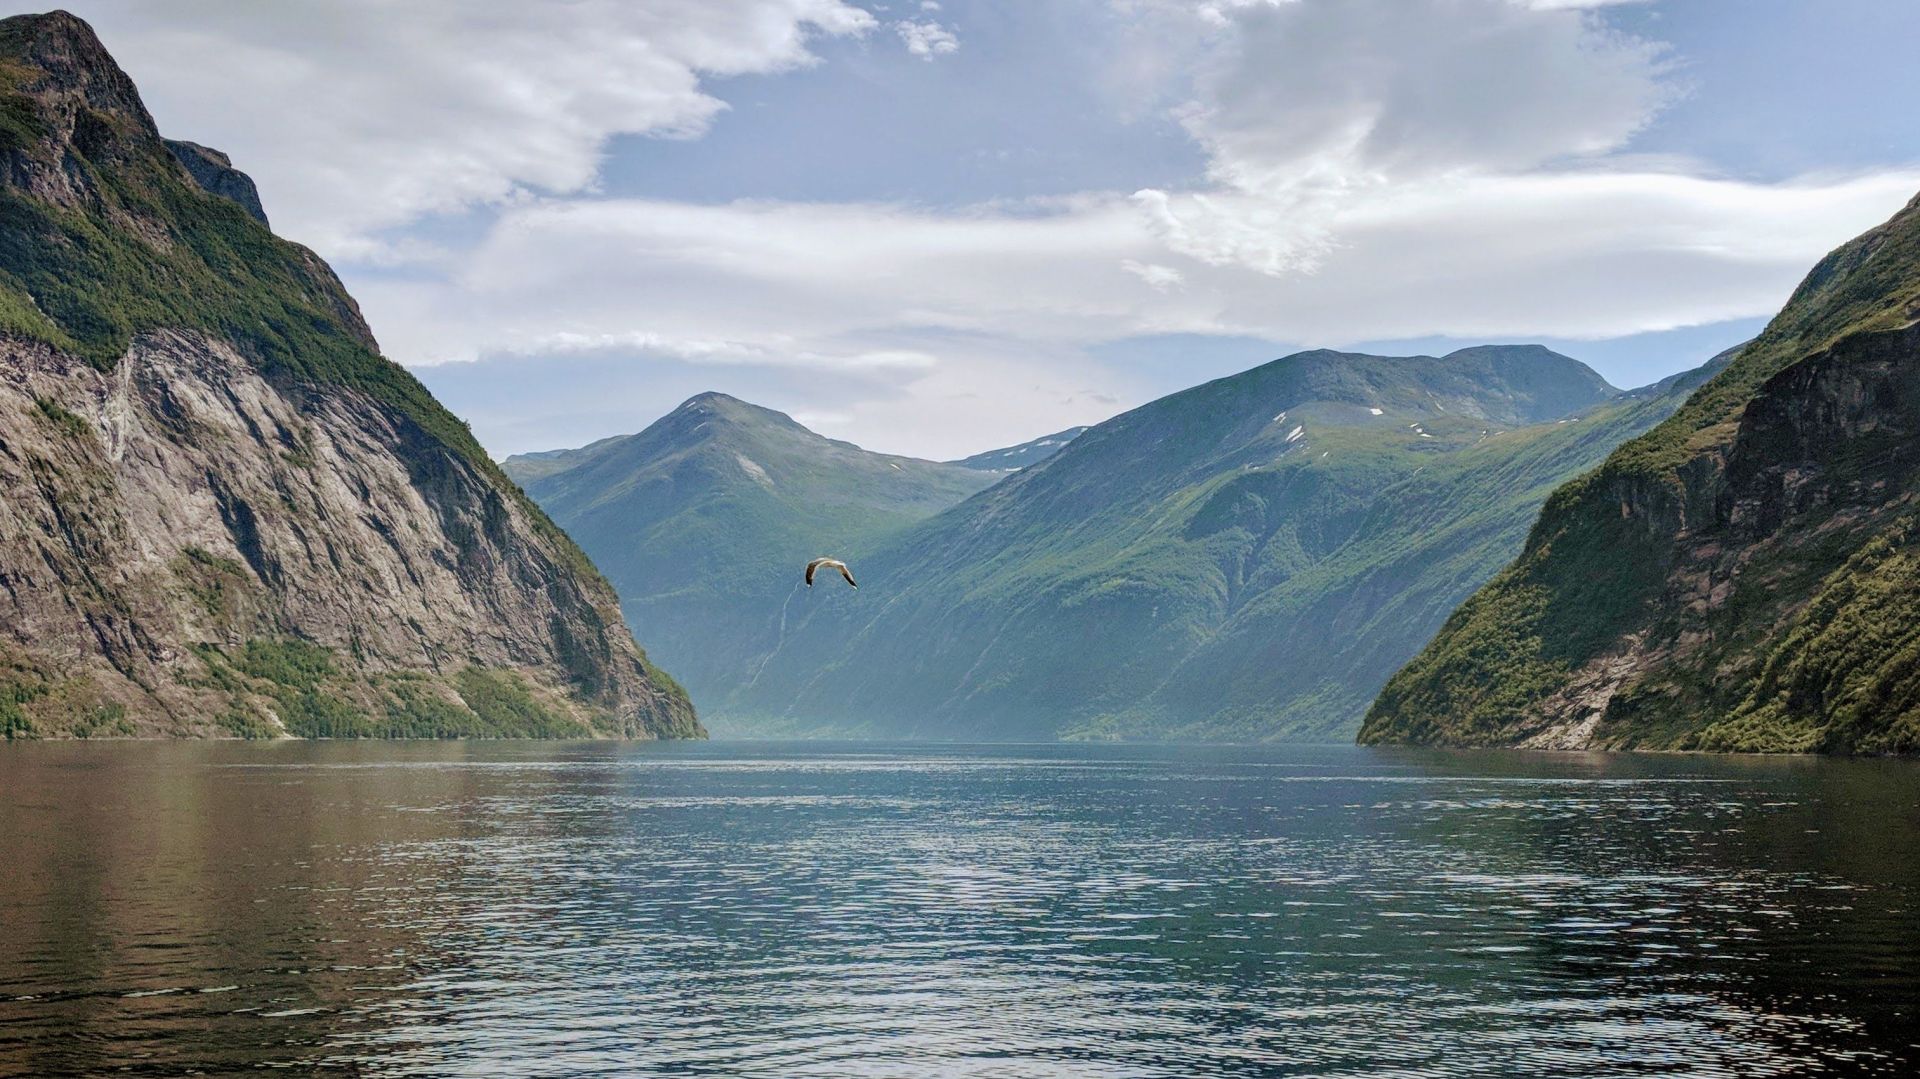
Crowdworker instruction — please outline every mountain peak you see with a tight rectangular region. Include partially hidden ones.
[1442,343,1565,359]
[1441,342,1606,380]
[679,390,746,409]
[3,9,277,232]
[1205,344,1614,430]
[0,16,700,739]
[3,11,270,228]
[2,10,121,72]
[668,391,811,437]
[1436,343,1617,419]
[1,10,160,147]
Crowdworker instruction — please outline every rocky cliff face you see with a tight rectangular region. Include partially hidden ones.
[1361,194,1920,754]
[0,11,698,739]
[164,139,268,225]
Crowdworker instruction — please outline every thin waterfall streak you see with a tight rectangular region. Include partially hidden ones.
[745,582,802,690]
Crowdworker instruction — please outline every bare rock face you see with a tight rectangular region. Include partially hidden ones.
[0,12,699,739]
[165,139,269,225]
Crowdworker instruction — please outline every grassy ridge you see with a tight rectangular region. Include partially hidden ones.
[511,393,999,707]
[0,123,490,473]
[718,347,1701,742]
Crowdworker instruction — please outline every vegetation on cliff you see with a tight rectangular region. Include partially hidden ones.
[691,346,1706,741]
[506,392,999,707]
[1361,194,1920,754]
[0,11,697,739]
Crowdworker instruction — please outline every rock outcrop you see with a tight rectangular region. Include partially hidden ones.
[1361,193,1920,754]
[0,11,698,739]
[164,139,268,225]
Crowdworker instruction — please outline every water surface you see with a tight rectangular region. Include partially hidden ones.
[1,741,1916,1076]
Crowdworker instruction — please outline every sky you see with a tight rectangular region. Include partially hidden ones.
[59,0,1920,459]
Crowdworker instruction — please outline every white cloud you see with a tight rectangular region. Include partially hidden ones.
[894,18,960,60]
[359,0,1918,375]
[1135,0,1672,274]
[370,172,1920,363]
[1121,260,1186,291]
[68,0,877,257]
[1523,0,1653,8]
[359,166,1919,455]
[354,0,1920,454]
[59,0,1920,457]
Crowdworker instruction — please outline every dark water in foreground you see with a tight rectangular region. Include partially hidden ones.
[1,742,1917,1077]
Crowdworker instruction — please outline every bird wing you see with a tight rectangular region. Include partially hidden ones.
[806,557,853,587]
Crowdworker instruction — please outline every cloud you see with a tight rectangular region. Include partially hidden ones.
[64,0,1920,458]
[369,171,1920,362]
[361,166,1920,456]
[1523,0,1653,8]
[894,18,960,60]
[1203,0,1666,176]
[1121,260,1186,291]
[358,0,1917,382]
[69,0,878,257]
[1135,0,1673,274]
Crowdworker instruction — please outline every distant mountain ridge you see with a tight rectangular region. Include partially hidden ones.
[1361,191,1920,755]
[949,426,1089,472]
[715,344,1707,741]
[506,392,1005,710]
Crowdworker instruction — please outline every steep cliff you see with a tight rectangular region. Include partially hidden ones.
[1361,192,1920,754]
[0,11,698,739]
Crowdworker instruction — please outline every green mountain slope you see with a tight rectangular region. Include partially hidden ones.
[721,345,1708,741]
[0,11,696,740]
[1360,192,1920,755]
[505,393,1001,708]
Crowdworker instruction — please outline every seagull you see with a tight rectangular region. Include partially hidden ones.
[805,557,858,588]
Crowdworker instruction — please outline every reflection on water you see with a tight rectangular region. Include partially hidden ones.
[1,741,1916,1076]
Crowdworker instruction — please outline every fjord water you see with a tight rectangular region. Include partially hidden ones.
[1,743,1915,1077]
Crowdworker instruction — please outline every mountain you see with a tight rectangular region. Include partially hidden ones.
[503,392,1001,710]
[1361,192,1920,755]
[949,426,1089,472]
[719,344,1710,741]
[0,12,697,740]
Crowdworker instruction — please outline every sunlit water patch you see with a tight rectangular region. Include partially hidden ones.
[1,741,1916,1076]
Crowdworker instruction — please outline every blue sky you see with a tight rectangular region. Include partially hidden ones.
[69,0,1920,457]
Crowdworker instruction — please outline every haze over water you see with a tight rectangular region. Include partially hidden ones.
[1,742,1915,1077]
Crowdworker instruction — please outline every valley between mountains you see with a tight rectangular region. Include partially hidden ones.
[504,346,1718,741]
[9,9,1920,756]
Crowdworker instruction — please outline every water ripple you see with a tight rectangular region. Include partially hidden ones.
[1,741,1916,1077]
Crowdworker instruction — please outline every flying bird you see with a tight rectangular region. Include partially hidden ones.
[805,557,857,588]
